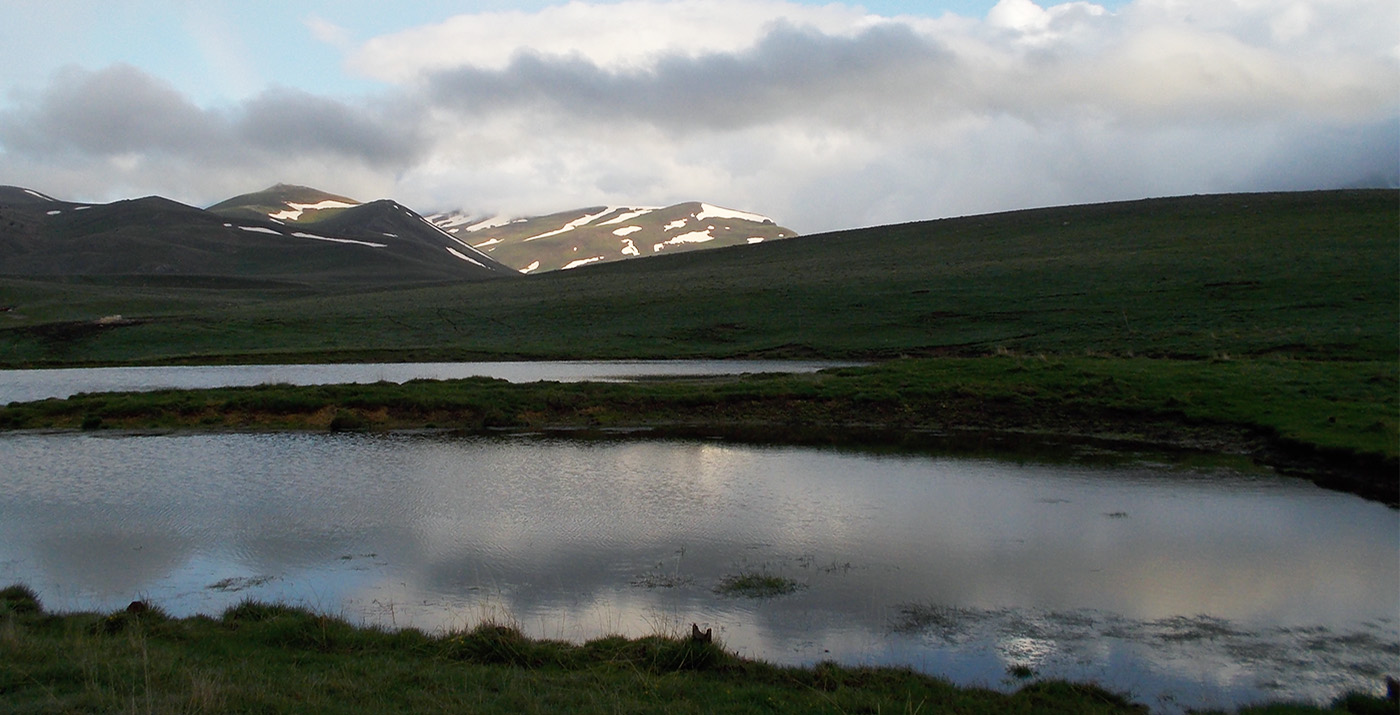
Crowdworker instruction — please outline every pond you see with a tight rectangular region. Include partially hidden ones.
[0,432,1394,713]
[0,359,855,404]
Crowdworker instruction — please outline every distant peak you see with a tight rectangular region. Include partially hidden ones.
[0,186,60,204]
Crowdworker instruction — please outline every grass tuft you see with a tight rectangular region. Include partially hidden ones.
[0,584,41,615]
[714,571,804,598]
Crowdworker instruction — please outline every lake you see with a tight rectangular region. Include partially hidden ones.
[0,359,855,404]
[0,431,1394,713]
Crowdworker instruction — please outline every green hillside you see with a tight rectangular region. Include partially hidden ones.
[2,190,1391,365]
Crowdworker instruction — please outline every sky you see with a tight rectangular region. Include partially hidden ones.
[0,0,1395,233]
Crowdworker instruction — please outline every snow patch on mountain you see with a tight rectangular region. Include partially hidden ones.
[445,246,486,267]
[599,207,658,226]
[653,230,716,251]
[562,255,606,270]
[466,216,515,232]
[291,232,388,248]
[268,199,357,221]
[24,189,56,201]
[696,203,770,224]
[523,207,618,242]
[613,225,643,237]
[239,226,282,235]
[417,217,500,264]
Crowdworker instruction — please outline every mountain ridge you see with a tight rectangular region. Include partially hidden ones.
[202,183,797,274]
[426,200,796,273]
[0,183,795,280]
[0,184,516,283]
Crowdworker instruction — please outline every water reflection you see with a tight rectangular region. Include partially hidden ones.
[0,432,1394,712]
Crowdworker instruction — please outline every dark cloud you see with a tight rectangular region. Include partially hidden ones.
[426,22,955,131]
[0,64,423,170]
[237,88,424,168]
[0,64,223,157]
[1241,119,1400,191]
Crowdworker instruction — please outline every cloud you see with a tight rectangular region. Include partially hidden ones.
[0,64,221,159]
[0,0,1395,230]
[424,22,957,132]
[349,0,877,80]
[416,1,1394,131]
[305,16,354,50]
[237,88,423,167]
[0,64,424,204]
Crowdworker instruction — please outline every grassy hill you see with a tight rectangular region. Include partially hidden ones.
[1,190,1391,365]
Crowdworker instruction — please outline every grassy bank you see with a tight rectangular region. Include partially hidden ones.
[0,586,1389,714]
[3,356,1394,503]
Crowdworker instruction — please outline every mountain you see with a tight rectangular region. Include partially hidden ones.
[208,185,519,277]
[0,186,61,205]
[427,202,796,273]
[0,183,794,282]
[206,183,360,224]
[0,185,516,284]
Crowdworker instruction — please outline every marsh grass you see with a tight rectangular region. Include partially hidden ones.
[3,354,1392,502]
[0,586,1227,714]
[0,592,1391,713]
[714,571,805,598]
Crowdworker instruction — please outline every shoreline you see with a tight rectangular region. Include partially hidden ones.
[1,585,1392,714]
[1,358,1394,505]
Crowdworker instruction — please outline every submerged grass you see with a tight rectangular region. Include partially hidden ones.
[714,571,805,598]
[0,588,1132,714]
[2,587,1389,714]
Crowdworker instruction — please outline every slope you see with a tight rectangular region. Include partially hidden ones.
[430,202,795,273]
[0,187,516,284]
[206,183,360,224]
[1,190,1392,366]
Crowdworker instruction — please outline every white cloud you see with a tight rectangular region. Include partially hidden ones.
[348,0,878,81]
[305,16,355,50]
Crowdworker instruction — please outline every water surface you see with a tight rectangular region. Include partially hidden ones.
[0,432,1393,713]
[0,359,853,404]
